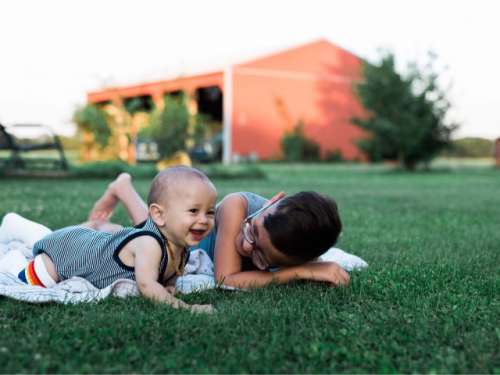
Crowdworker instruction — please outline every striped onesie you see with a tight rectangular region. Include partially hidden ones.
[33,217,171,289]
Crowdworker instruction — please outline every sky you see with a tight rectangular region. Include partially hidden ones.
[0,0,498,139]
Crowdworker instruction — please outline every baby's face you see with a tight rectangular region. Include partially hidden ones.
[161,180,217,249]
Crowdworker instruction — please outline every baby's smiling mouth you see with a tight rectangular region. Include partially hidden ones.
[189,228,206,239]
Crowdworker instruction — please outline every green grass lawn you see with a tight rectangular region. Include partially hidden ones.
[0,163,499,373]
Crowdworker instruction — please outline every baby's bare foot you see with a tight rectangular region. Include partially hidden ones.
[88,173,131,221]
[111,172,132,192]
[88,194,117,221]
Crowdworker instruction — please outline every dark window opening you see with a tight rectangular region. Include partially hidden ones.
[164,90,184,99]
[190,86,223,163]
[123,95,154,114]
[196,86,223,122]
[95,100,111,108]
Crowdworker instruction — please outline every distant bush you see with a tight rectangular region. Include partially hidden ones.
[323,149,344,162]
[69,161,156,179]
[281,121,321,162]
[200,164,267,180]
[69,161,267,180]
[442,137,494,158]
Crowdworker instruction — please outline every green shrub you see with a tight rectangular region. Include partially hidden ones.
[281,121,321,162]
[199,164,267,180]
[69,161,157,179]
[68,161,266,180]
[73,104,111,148]
[323,149,344,162]
[143,94,189,159]
[441,137,494,158]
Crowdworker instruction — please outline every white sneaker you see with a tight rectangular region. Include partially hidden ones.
[0,213,52,248]
[318,247,369,272]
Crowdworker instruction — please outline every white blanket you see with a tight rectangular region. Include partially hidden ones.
[0,213,368,304]
[0,249,213,304]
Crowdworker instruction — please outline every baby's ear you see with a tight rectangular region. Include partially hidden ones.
[149,203,166,226]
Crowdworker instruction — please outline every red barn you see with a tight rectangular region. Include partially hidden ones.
[87,39,367,163]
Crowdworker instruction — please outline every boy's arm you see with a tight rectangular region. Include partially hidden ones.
[219,261,350,289]
[213,193,249,281]
[132,237,213,313]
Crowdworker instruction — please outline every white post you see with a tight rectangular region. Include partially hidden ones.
[223,65,233,164]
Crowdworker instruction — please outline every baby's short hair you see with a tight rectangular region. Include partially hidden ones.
[147,165,214,206]
[263,191,342,262]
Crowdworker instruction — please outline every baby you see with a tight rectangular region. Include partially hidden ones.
[17,166,217,313]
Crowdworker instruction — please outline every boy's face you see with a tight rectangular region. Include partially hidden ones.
[236,202,301,270]
[155,179,217,250]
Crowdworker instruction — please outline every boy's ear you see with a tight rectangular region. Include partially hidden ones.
[149,203,166,226]
[267,191,285,206]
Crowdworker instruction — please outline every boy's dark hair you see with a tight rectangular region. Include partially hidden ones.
[263,191,342,262]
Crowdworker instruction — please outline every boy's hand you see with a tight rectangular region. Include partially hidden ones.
[300,261,350,286]
[189,304,215,314]
[165,286,176,295]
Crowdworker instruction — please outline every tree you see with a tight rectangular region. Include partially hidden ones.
[73,104,111,148]
[352,51,457,170]
[145,94,190,159]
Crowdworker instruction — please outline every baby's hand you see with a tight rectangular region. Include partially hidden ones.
[189,304,215,314]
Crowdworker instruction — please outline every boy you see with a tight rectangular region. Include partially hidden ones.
[18,166,217,313]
